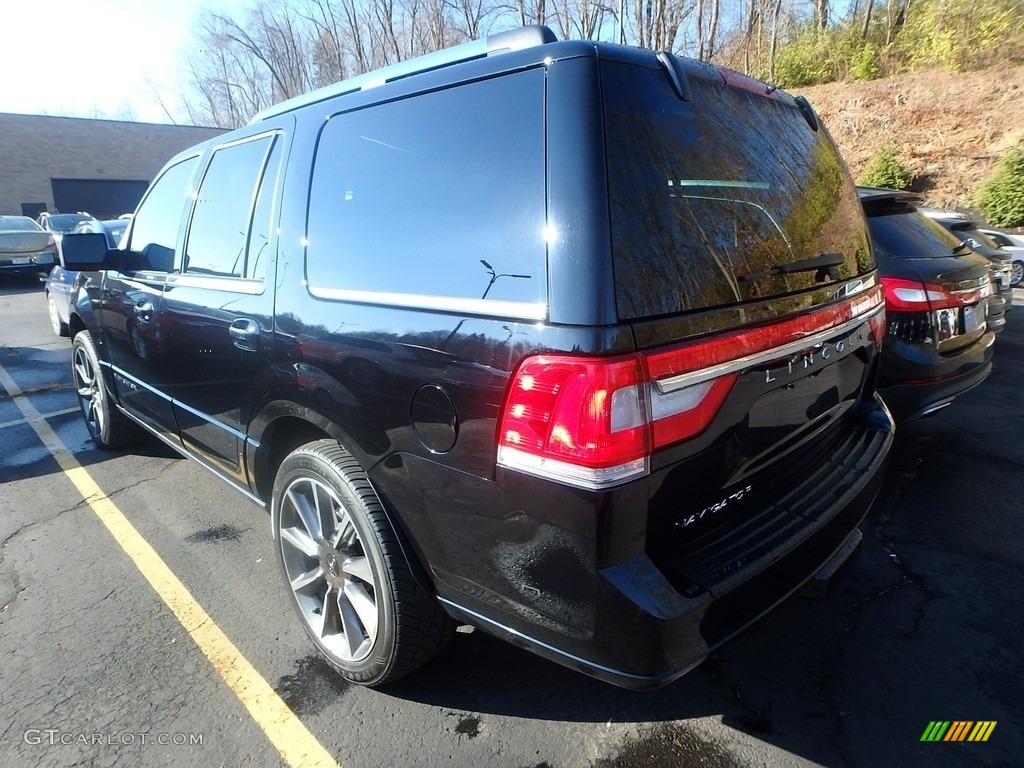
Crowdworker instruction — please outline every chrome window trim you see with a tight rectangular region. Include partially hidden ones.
[167,274,265,294]
[306,286,548,320]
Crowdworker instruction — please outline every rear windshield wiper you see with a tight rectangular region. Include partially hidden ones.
[739,252,845,283]
[952,240,971,255]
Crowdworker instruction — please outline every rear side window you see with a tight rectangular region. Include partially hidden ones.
[604,62,872,319]
[305,69,546,312]
[184,135,275,278]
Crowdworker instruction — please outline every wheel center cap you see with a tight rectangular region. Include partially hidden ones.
[326,553,341,578]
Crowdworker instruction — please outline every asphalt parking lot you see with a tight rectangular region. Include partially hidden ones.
[1,274,1021,768]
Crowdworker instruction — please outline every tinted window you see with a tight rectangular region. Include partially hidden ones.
[245,138,283,281]
[128,157,199,271]
[306,69,546,308]
[46,214,93,232]
[863,202,967,259]
[102,221,128,246]
[185,136,273,277]
[604,62,872,319]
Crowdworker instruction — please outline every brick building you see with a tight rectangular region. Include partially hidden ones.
[0,113,226,220]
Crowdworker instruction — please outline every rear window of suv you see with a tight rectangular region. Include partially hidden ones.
[861,199,964,259]
[603,62,872,319]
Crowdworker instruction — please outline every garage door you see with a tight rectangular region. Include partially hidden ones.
[51,178,150,220]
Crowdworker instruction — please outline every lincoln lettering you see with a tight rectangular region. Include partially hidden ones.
[765,340,847,384]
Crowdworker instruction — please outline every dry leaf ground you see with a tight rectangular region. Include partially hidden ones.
[794,65,1024,218]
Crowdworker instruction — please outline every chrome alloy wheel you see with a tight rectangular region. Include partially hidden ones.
[1012,260,1023,287]
[73,341,105,440]
[278,476,379,664]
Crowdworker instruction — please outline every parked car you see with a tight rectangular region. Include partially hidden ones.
[0,215,58,277]
[36,212,94,244]
[44,220,129,337]
[61,27,894,690]
[919,208,1013,326]
[858,188,995,421]
[71,218,129,248]
[977,229,1024,286]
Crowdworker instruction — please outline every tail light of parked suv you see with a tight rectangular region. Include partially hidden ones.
[881,276,988,344]
[498,285,885,490]
[880,276,987,312]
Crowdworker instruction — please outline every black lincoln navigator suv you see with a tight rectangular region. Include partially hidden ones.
[61,26,893,689]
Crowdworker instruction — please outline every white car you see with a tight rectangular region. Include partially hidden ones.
[978,229,1024,286]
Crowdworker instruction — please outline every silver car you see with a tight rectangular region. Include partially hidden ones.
[0,215,58,277]
[979,229,1024,286]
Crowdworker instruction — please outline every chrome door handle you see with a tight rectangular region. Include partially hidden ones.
[134,299,154,322]
[229,318,261,351]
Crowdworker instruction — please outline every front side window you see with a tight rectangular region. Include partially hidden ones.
[305,69,546,310]
[128,157,199,271]
[184,136,274,277]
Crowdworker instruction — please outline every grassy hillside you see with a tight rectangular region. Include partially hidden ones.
[794,65,1024,215]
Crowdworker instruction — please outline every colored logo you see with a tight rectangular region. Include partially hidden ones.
[921,721,997,742]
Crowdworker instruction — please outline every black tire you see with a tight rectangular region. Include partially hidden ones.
[1011,260,1023,287]
[46,291,69,337]
[71,330,138,449]
[271,439,453,686]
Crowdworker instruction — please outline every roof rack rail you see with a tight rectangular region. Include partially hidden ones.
[250,25,557,124]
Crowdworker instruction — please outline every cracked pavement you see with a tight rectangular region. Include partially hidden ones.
[1,276,1021,767]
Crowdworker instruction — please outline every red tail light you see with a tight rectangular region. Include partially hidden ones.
[45,234,57,251]
[497,285,884,490]
[497,354,650,488]
[880,276,985,312]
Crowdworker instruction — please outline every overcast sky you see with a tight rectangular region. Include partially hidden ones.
[0,0,245,125]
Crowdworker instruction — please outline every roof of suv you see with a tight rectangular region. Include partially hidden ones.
[856,186,923,204]
[249,25,558,123]
[248,25,807,127]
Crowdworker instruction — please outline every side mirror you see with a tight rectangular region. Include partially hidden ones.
[60,233,119,271]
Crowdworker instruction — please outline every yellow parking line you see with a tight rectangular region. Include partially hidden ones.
[0,363,339,768]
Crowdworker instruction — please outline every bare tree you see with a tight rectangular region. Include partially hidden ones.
[693,0,720,59]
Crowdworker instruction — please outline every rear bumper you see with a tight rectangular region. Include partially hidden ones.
[878,330,994,421]
[0,254,56,275]
[441,393,894,689]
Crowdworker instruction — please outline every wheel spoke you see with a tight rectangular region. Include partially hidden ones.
[93,394,105,433]
[342,555,372,586]
[75,362,93,388]
[344,581,378,642]
[281,525,319,558]
[289,564,323,593]
[337,590,368,657]
[334,515,355,548]
[318,585,341,641]
[287,485,323,541]
[313,483,337,544]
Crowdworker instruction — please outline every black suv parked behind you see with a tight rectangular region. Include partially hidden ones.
[62,27,894,689]
[858,188,996,421]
